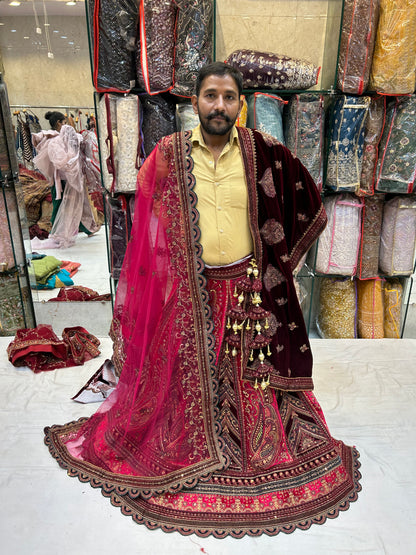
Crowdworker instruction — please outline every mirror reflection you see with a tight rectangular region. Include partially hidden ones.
[0,1,111,327]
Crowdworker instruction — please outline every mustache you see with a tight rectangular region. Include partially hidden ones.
[207,111,231,122]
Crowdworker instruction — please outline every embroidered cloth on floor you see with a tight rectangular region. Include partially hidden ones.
[44,128,360,538]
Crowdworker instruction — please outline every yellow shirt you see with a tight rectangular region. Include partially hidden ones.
[191,125,253,266]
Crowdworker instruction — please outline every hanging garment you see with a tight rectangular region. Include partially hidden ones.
[98,93,143,194]
[140,93,177,158]
[44,128,360,538]
[315,193,364,276]
[356,278,384,338]
[375,95,416,194]
[80,129,104,221]
[316,277,357,339]
[379,195,416,275]
[359,96,385,196]
[284,93,325,191]
[225,49,320,91]
[337,0,380,94]
[369,0,416,94]
[325,95,371,193]
[357,194,385,279]
[246,92,286,144]
[136,0,177,94]
[87,0,138,92]
[171,0,215,97]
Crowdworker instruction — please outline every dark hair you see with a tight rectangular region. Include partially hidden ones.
[195,62,243,97]
[45,111,66,130]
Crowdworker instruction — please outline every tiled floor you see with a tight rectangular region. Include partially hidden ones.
[1,337,415,554]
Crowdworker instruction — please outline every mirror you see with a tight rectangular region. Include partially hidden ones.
[0,0,112,335]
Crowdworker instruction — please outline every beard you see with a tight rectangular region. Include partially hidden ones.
[199,110,237,136]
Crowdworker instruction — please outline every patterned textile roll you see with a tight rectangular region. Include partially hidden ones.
[337,0,380,94]
[97,93,142,193]
[359,96,385,195]
[246,93,286,144]
[140,94,177,158]
[0,272,26,336]
[136,0,177,94]
[316,277,357,338]
[383,278,403,338]
[325,95,371,192]
[87,0,138,93]
[315,193,364,275]
[284,93,325,191]
[375,95,416,194]
[171,0,214,97]
[369,0,416,94]
[357,194,384,278]
[225,49,320,91]
[356,278,384,338]
[175,103,200,132]
[379,195,416,275]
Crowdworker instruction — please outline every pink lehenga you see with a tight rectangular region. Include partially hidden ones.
[45,128,361,538]
[32,125,100,249]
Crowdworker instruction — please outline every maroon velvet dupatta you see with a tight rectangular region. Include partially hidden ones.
[45,129,360,537]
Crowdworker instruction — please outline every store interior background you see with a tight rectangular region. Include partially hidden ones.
[0,0,415,338]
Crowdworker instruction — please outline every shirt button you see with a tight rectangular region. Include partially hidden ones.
[218,206,222,211]
[215,182,219,186]
[219,229,224,233]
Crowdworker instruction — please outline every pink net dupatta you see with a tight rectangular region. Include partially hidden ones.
[45,134,226,494]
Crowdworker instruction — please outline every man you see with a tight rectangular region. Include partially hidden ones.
[45,62,360,538]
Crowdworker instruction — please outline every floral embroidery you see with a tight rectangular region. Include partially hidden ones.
[297,213,309,222]
[275,160,282,170]
[300,344,309,352]
[295,181,303,190]
[260,219,285,245]
[261,132,281,147]
[259,167,276,197]
[263,264,286,291]
[288,322,298,330]
[276,297,288,306]
[280,254,290,263]
[275,344,284,353]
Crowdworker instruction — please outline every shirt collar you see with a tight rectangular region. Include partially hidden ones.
[191,124,239,149]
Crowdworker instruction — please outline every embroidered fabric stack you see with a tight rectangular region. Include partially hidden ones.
[246,93,286,144]
[175,103,200,132]
[383,278,403,338]
[316,277,357,338]
[171,0,214,97]
[379,195,416,276]
[375,95,416,194]
[359,96,385,196]
[357,195,385,279]
[315,193,364,275]
[369,0,416,94]
[225,49,320,90]
[136,0,177,94]
[356,278,384,338]
[97,93,142,194]
[87,0,138,92]
[105,194,133,281]
[140,94,177,158]
[284,93,325,191]
[325,95,371,192]
[336,0,380,94]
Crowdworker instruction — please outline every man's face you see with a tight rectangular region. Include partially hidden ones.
[191,74,243,137]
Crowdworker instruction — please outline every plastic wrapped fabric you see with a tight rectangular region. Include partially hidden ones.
[383,278,403,338]
[379,195,416,276]
[105,194,132,280]
[284,93,325,191]
[359,96,385,195]
[315,193,364,275]
[97,93,142,193]
[136,0,177,94]
[88,0,138,93]
[316,277,357,338]
[225,49,320,91]
[369,0,416,94]
[175,102,200,132]
[140,94,177,158]
[246,93,286,144]
[374,95,416,194]
[337,0,380,94]
[325,95,371,192]
[171,0,214,97]
[357,194,384,279]
[236,95,248,127]
[357,278,384,338]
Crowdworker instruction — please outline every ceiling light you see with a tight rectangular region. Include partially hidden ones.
[9,1,21,6]
[66,1,77,5]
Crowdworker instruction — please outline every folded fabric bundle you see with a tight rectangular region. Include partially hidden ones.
[357,278,384,339]
[383,278,403,338]
[7,323,101,373]
[316,277,357,339]
[225,49,320,91]
[30,255,62,284]
[47,286,112,302]
[32,268,74,290]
